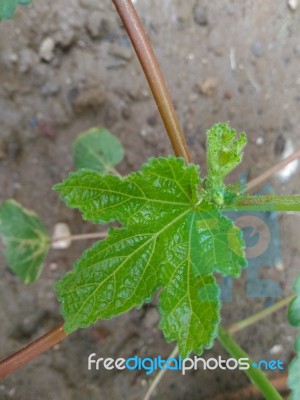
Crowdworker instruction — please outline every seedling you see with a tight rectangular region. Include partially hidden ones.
[0,1,300,399]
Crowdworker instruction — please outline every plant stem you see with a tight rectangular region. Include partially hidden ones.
[0,323,67,379]
[246,149,300,192]
[229,294,295,334]
[112,0,192,163]
[51,232,107,244]
[218,327,283,400]
[143,346,179,400]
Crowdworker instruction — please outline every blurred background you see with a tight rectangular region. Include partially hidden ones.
[0,0,300,398]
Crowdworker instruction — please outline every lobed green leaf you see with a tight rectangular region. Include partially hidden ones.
[54,156,246,356]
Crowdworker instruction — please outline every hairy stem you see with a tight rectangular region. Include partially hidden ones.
[218,327,283,400]
[112,0,192,163]
[0,323,67,379]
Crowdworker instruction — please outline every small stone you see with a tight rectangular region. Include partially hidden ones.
[269,344,283,355]
[255,136,264,146]
[39,37,55,62]
[54,25,77,49]
[51,223,71,249]
[197,77,218,96]
[251,41,263,58]
[9,53,18,63]
[71,84,106,113]
[287,0,298,10]
[193,4,208,26]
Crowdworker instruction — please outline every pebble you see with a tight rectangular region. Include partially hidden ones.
[255,136,264,146]
[39,37,55,62]
[197,77,218,96]
[269,344,283,355]
[54,25,77,49]
[51,223,72,249]
[287,0,298,10]
[71,84,106,113]
[193,4,208,26]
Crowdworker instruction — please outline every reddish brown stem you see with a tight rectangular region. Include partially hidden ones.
[112,0,192,163]
[0,323,67,379]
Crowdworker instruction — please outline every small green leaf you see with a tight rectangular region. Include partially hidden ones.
[289,274,300,327]
[204,122,247,205]
[288,336,300,400]
[54,156,246,356]
[0,200,49,283]
[72,127,124,174]
[0,0,31,21]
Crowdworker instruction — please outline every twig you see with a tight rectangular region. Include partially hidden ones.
[0,323,67,379]
[229,295,295,334]
[51,232,107,244]
[112,0,192,163]
[246,149,300,192]
[143,346,179,400]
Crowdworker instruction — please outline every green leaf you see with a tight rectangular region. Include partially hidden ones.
[72,127,124,174]
[288,274,300,327]
[54,156,246,356]
[204,122,247,205]
[0,200,49,283]
[288,336,300,400]
[0,0,31,21]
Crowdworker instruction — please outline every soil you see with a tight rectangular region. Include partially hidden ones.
[1,1,300,399]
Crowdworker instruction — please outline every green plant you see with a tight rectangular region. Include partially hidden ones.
[1,1,300,399]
